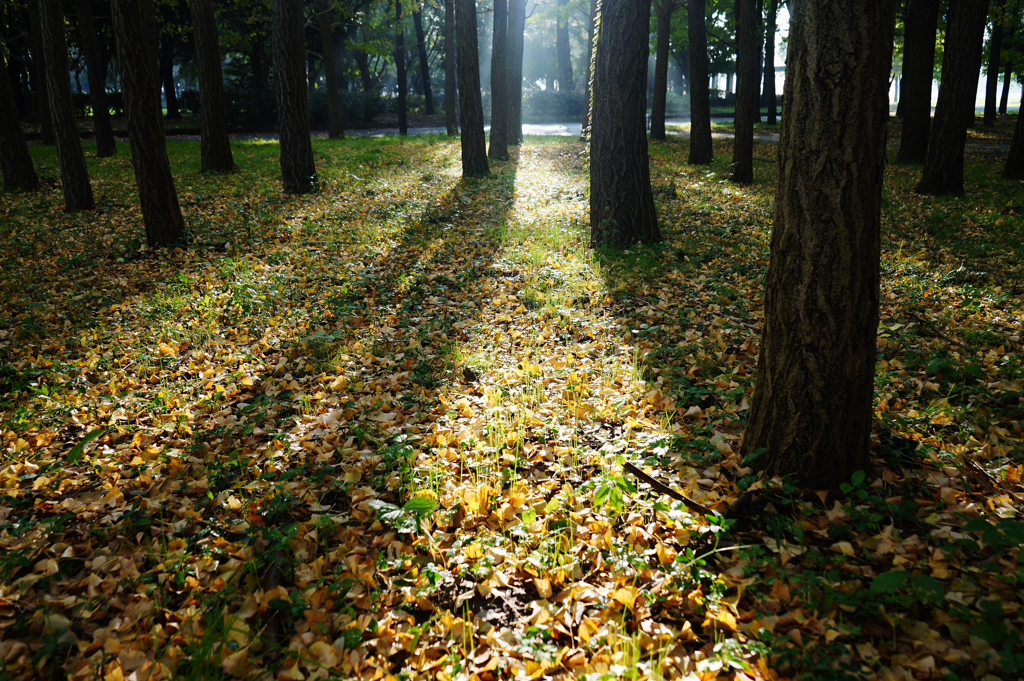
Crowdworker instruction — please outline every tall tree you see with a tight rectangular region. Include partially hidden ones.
[741,0,895,489]
[506,0,526,144]
[39,0,93,211]
[763,0,778,125]
[160,32,181,118]
[455,0,488,175]
[396,0,408,135]
[896,0,939,163]
[26,1,53,145]
[489,0,510,159]
[1005,98,1024,178]
[687,0,713,164]
[580,0,597,139]
[319,0,345,138]
[650,0,682,141]
[413,8,435,115]
[191,0,236,171]
[444,0,458,134]
[273,0,319,193]
[731,0,759,183]
[985,0,1007,125]
[999,0,1020,114]
[555,0,573,91]
[916,0,990,196]
[590,0,661,248]
[76,0,116,157]
[0,50,38,192]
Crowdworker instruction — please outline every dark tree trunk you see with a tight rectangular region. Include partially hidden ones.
[160,32,181,118]
[489,0,510,159]
[27,1,54,145]
[1005,100,1024,177]
[999,0,1021,113]
[252,32,269,91]
[763,0,777,125]
[319,0,344,138]
[650,0,674,141]
[353,49,374,91]
[999,62,1013,114]
[506,0,526,144]
[687,0,713,164]
[580,0,597,139]
[396,0,408,135]
[0,51,39,192]
[413,9,435,114]
[731,0,759,183]
[556,0,573,91]
[445,0,458,134]
[273,0,319,193]
[742,0,895,490]
[191,0,236,171]
[896,0,938,163]
[590,0,661,248]
[111,0,186,245]
[39,0,94,211]
[454,0,489,175]
[985,0,1006,125]
[916,0,990,196]
[76,0,116,157]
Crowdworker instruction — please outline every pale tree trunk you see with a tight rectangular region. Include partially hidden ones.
[489,0,510,159]
[896,0,939,163]
[320,0,345,138]
[413,8,434,114]
[506,0,526,144]
[396,0,408,135]
[556,0,573,91]
[687,0,713,164]
[76,0,116,157]
[580,0,597,139]
[445,0,458,134]
[0,51,39,191]
[455,0,489,175]
[730,0,759,183]
[273,0,319,193]
[191,0,236,171]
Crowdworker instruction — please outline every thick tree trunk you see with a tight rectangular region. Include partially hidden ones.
[650,0,673,141]
[273,0,319,193]
[985,0,1006,125]
[455,0,489,175]
[506,0,526,145]
[318,0,344,138]
[1005,102,1024,177]
[76,0,116,157]
[396,0,408,135]
[896,0,939,163]
[191,0,236,171]
[741,0,895,490]
[763,0,777,125]
[731,0,759,183]
[687,0,713,164]
[27,1,54,145]
[111,0,186,245]
[916,0,990,196]
[160,33,181,118]
[445,0,458,134]
[39,0,94,211]
[0,51,39,192]
[580,0,597,140]
[590,0,661,249]
[489,0,510,159]
[556,0,573,91]
[413,9,435,115]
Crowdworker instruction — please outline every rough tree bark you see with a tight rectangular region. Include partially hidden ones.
[396,0,408,135]
[445,0,458,134]
[273,0,319,193]
[580,0,597,140]
[650,0,678,141]
[985,0,1007,125]
[39,0,94,211]
[731,0,759,183]
[763,0,778,125]
[556,0,573,91]
[489,0,510,159]
[506,0,526,144]
[1005,99,1024,177]
[191,0,236,171]
[590,0,661,248]
[111,0,186,245]
[0,51,39,192]
[916,0,990,196]
[741,0,895,489]
[687,0,713,164]
[27,1,54,145]
[413,8,435,115]
[319,0,345,138]
[160,32,181,118]
[896,0,939,163]
[455,0,488,175]
[76,0,116,157]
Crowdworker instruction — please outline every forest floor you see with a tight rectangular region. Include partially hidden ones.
[1,117,1023,681]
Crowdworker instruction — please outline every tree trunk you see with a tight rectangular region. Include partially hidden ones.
[916,0,990,196]
[319,0,344,138]
[590,0,661,249]
[556,0,573,91]
[454,0,489,175]
[76,0,116,157]
[741,0,895,490]
[160,33,181,118]
[506,0,526,144]
[896,0,939,163]
[650,0,673,141]
[27,1,54,145]
[413,9,435,115]
[111,0,186,245]
[0,50,39,192]
[999,0,1020,114]
[273,0,319,193]
[1004,98,1024,177]
[985,0,1006,125]
[763,0,777,125]
[731,0,759,183]
[191,0,236,171]
[353,49,374,91]
[489,0,510,159]
[252,32,269,91]
[580,0,597,139]
[39,0,94,211]
[396,0,408,135]
[445,0,458,134]
[687,0,713,164]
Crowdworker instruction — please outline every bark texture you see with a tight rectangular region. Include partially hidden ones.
[687,0,713,164]
[191,0,236,171]
[580,0,597,139]
[556,0,573,91]
[39,0,94,211]
[984,0,1006,125]
[76,0,116,157]
[455,0,488,175]
[649,0,675,141]
[27,1,54,145]
[320,0,344,138]
[741,0,895,489]
[506,0,526,144]
[589,0,661,248]
[111,0,186,246]
[731,0,759,183]
[489,0,510,160]
[273,0,319,193]
[896,0,939,163]
[763,0,778,125]
[395,0,408,135]
[916,0,990,196]
[1005,100,1024,178]
[445,0,458,134]
[413,9,434,115]
[0,51,39,192]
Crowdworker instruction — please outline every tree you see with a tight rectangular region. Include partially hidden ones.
[916,0,990,196]
[999,0,1021,114]
[39,0,93,211]
[506,0,526,145]
[0,50,39,192]
[762,0,778,125]
[896,0,939,164]
[687,0,713,164]
[412,7,434,115]
[445,0,458,134]
[731,0,759,183]
[741,0,895,489]
[489,0,510,160]
[454,0,488,175]
[273,0,319,193]
[159,31,181,118]
[985,0,1007,125]
[589,0,661,248]
[1005,99,1024,178]
[319,0,345,138]
[395,0,408,135]
[650,0,683,141]
[75,0,116,157]
[191,0,236,171]
[111,0,186,245]
[580,0,597,139]
[555,0,573,91]
[26,0,54,145]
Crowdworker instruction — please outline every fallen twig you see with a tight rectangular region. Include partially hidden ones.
[623,462,716,516]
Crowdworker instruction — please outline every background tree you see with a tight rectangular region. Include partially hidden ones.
[75,0,116,157]
[489,0,510,159]
[111,0,186,246]
[455,0,488,175]
[320,0,345,138]
[687,0,713,164]
[505,0,526,145]
[159,26,181,119]
[445,0,458,134]
[985,0,1007,125]
[650,0,683,141]
[1005,100,1024,178]
[730,0,759,182]
[395,0,407,135]
[763,0,778,125]
[590,0,661,248]
[39,0,93,211]
[191,0,236,171]
[580,0,597,139]
[412,6,435,115]
[26,1,53,145]
[555,0,573,91]
[896,0,939,164]
[999,0,1021,113]
[273,0,318,193]
[0,50,38,192]
[916,0,991,196]
[741,0,895,489]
